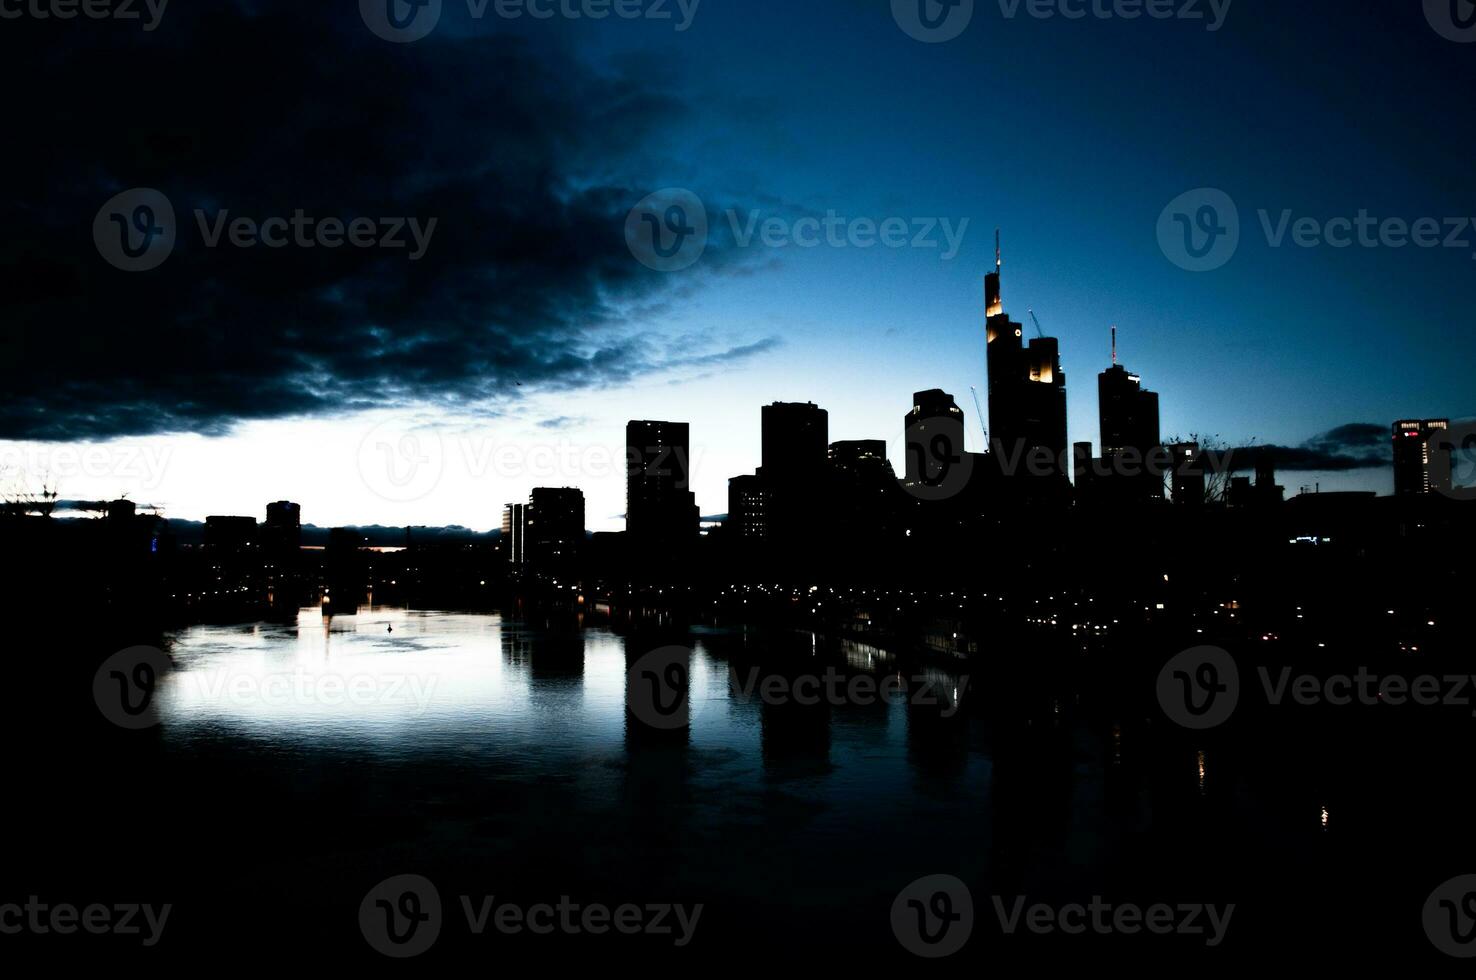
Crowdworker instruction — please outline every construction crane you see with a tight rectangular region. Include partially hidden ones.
[1028,309,1046,339]
[968,386,988,450]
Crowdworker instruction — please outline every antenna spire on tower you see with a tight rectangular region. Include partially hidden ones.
[995,228,1001,272]
[1111,325,1117,365]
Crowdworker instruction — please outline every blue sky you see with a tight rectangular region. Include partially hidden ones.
[3,1,1471,528]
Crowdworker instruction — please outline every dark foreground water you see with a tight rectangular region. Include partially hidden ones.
[15,607,1476,966]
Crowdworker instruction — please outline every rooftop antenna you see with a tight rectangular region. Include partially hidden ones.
[1111,325,1117,365]
[995,228,1001,273]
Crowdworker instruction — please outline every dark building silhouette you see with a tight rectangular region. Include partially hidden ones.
[761,402,829,480]
[1393,419,1450,496]
[626,420,699,548]
[1168,442,1207,505]
[526,487,584,583]
[828,439,889,477]
[263,501,301,560]
[1077,342,1164,504]
[903,389,967,487]
[727,473,771,541]
[983,235,1068,485]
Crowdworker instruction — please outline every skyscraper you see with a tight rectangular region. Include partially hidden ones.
[727,474,771,540]
[761,402,829,480]
[501,502,526,568]
[903,389,966,487]
[1091,335,1164,503]
[984,234,1068,484]
[526,488,584,581]
[1393,419,1451,496]
[626,420,699,546]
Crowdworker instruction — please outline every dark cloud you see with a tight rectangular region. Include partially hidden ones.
[1227,423,1388,473]
[0,3,768,441]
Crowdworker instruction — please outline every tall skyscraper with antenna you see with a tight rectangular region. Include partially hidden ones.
[984,232,1068,489]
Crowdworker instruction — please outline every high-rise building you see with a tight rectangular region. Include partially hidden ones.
[501,502,526,568]
[1098,365,1160,458]
[903,389,967,487]
[1393,419,1451,496]
[626,420,699,545]
[526,488,583,581]
[984,234,1068,482]
[828,440,890,477]
[761,402,829,480]
[1168,442,1206,505]
[727,474,771,540]
[1089,334,1164,503]
[264,501,301,554]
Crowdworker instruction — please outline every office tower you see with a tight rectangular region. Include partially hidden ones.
[983,234,1068,481]
[526,488,584,581]
[1098,367,1160,459]
[1393,419,1451,496]
[1093,332,1163,502]
[501,502,526,568]
[761,402,829,480]
[626,420,699,545]
[727,474,771,540]
[1168,442,1206,505]
[903,389,967,486]
[264,501,301,554]
[828,440,891,479]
